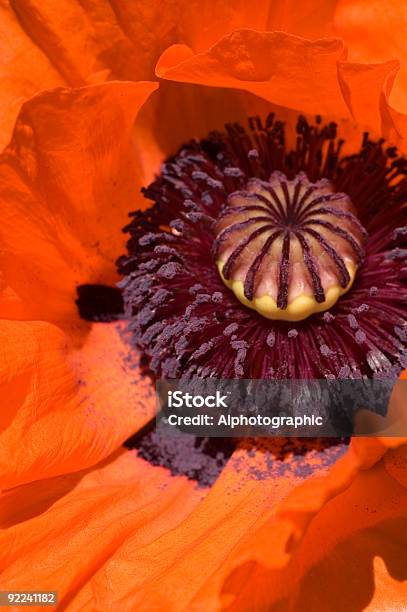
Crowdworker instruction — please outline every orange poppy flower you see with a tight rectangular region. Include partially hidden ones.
[0,1,406,610]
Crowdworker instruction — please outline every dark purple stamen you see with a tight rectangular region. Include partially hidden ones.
[76,284,124,321]
[217,204,272,219]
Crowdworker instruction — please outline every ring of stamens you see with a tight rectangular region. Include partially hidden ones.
[117,113,407,380]
[214,171,367,321]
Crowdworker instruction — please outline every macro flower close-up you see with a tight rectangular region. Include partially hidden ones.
[0,1,406,610]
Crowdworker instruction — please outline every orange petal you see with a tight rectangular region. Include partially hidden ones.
[338,59,400,137]
[0,449,204,602]
[0,81,157,321]
[0,0,175,149]
[334,0,407,147]
[7,0,190,84]
[0,3,64,152]
[156,32,350,117]
[226,435,407,575]
[0,320,155,489]
[1,439,404,609]
[157,30,407,145]
[139,45,366,182]
[264,0,338,40]
[0,438,349,608]
[0,0,283,151]
[220,443,407,610]
[334,0,407,113]
[134,81,266,185]
[4,1,407,154]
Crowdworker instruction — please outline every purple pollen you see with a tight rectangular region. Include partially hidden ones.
[355,330,367,344]
[117,114,406,380]
[266,331,276,347]
[347,314,359,330]
[248,148,259,159]
[320,344,334,357]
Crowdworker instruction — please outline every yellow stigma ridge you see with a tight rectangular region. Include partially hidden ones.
[217,260,357,322]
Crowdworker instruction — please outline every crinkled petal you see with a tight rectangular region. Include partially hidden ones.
[138,35,369,183]
[0,0,172,149]
[156,30,407,145]
[0,3,64,152]
[230,437,407,573]
[4,1,407,152]
[334,0,407,113]
[334,0,407,145]
[0,439,405,610]
[0,0,339,150]
[0,439,345,609]
[0,81,157,321]
[0,449,204,605]
[0,320,155,489]
[156,32,349,117]
[219,443,407,611]
[226,375,407,575]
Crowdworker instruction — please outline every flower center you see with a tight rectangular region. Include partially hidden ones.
[114,114,407,380]
[214,171,367,321]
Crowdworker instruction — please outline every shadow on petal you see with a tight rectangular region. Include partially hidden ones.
[220,444,407,611]
[221,517,407,611]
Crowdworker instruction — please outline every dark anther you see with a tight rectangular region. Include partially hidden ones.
[76,284,124,322]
